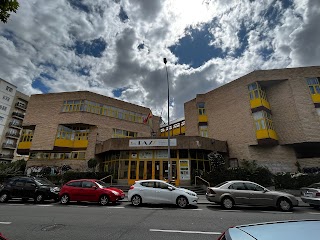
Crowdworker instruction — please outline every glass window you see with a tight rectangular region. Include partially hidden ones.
[140,181,155,188]
[13,179,25,187]
[179,150,188,158]
[130,161,137,179]
[82,181,96,188]
[155,182,170,189]
[229,182,246,190]
[244,183,264,191]
[67,181,82,187]
[309,86,315,94]
[25,180,36,187]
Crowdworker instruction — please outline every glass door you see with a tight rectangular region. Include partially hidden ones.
[146,161,152,179]
[155,161,160,179]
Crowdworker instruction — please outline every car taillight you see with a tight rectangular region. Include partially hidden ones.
[207,188,216,194]
[129,185,134,190]
[316,192,320,197]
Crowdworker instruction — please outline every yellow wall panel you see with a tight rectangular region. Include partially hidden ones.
[311,94,320,103]
[73,140,88,148]
[18,142,32,149]
[198,115,208,122]
[268,129,278,140]
[256,129,269,139]
[54,139,73,148]
[250,98,271,109]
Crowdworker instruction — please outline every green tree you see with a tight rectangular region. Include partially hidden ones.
[0,0,19,23]
[208,152,225,172]
[87,158,98,173]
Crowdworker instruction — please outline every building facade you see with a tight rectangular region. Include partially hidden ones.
[185,66,320,172]
[0,78,29,163]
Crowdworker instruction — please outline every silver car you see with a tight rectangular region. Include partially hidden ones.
[217,220,320,240]
[300,182,320,208]
[206,180,298,211]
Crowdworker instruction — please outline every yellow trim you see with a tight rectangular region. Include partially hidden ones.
[54,139,73,148]
[18,142,32,149]
[250,98,271,109]
[268,129,278,140]
[256,129,278,140]
[311,94,320,103]
[73,140,89,148]
[198,115,208,122]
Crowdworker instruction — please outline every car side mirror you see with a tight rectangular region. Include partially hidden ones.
[92,186,97,190]
[168,186,174,191]
[263,189,268,193]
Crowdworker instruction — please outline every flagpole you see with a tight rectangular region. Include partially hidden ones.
[163,58,171,183]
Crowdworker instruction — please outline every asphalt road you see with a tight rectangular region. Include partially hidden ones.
[1,201,320,240]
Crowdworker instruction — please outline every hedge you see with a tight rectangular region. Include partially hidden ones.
[274,172,320,189]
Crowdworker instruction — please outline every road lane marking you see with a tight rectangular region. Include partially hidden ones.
[150,229,221,235]
[8,204,25,206]
[71,205,88,208]
[261,211,293,214]
[308,212,320,215]
[219,210,241,212]
[141,207,163,210]
[37,205,53,207]
[0,222,12,225]
[186,208,203,211]
[107,206,125,208]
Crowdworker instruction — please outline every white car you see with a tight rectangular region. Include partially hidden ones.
[128,180,198,208]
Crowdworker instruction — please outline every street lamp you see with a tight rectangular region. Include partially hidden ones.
[163,58,171,182]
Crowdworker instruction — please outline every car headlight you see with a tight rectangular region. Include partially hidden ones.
[110,190,119,195]
[187,192,196,197]
[50,187,60,193]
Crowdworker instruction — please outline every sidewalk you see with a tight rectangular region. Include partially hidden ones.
[121,195,309,207]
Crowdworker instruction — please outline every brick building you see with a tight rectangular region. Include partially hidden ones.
[18,91,227,185]
[184,66,320,172]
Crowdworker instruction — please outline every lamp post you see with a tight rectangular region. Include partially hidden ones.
[163,58,171,182]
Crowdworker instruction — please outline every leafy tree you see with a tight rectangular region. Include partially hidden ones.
[87,158,98,172]
[208,152,225,171]
[0,160,26,174]
[0,0,19,23]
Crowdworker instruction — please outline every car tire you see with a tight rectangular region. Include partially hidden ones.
[221,197,234,209]
[99,195,109,206]
[176,196,188,208]
[131,195,142,206]
[277,197,292,212]
[34,193,44,203]
[0,192,9,203]
[60,194,70,205]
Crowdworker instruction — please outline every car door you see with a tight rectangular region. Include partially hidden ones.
[23,179,37,199]
[139,181,156,203]
[244,182,273,206]
[66,181,82,201]
[228,182,252,205]
[154,182,174,204]
[11,179,26,198]
[81,181,98,202]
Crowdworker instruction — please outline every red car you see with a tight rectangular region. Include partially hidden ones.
[0,233,8,240]
[59,179,125,206]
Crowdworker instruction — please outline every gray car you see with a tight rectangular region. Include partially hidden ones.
[206,180,298,211]
[217,220,320,240]
[300,182,320,208]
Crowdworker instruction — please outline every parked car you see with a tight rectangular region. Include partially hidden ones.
[128,179,198,208]
[217,220,320,240]
[300,182,320,208]
[59,179,125,206]
[0,233,8,240]
[0,176,60,203]
[206,180,298,211]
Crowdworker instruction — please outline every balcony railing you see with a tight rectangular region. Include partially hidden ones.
[6,132,20,138]
[0,154,14,159]
[15,103,27,110]
[12,112,25,119]
[9,122,22,129]
[2,143,17,149]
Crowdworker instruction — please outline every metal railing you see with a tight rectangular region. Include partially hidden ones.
[6,132,20,138]
[2,143,17,149]
[9,122,22,128]
[195,176,210,188]
[12,112,25,118]
[99,175,113,185]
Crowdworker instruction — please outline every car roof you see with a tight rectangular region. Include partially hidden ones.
[135,180,166,183]
[229,220,320,240]
[69,179,98,182]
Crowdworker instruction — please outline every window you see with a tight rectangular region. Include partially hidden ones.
[252,111,275,130]
[6,86,13,92]
[25,180,36,187]
[140,181,155,188]
[197,102,206,115]
[82,181,96,188]
[244,183,264,191]
[229,182,246,190]
[112,128,137,138]
[155,182,170,189]
[2,95,10,101]
[248,82,268,101]
[0,105,7,111]
[199,125,208,137]
[67,181,82,187]
[306,77,320,94]
[13,179,25,187]
[0,116,4,122]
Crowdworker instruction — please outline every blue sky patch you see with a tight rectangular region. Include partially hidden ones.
[68,0,90,13]
[112,87,128,97]
[74,37,107,58]
[233,22,249,57]
[77,66,91,76]
[169,23,224,68]
[32,78,50,93]
[137,43,144,50]
[119,6,129,22]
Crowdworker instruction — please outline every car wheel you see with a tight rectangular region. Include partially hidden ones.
[131,195,142,206]
[99,195,109,206]
[34,193,44,203]
[60,194,70,204]
[277,198,292,211]
[176,196,188,208]
[0,192,9,203]
[221,197,234,209]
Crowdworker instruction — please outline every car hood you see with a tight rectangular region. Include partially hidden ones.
[103,187,124,193]
[176,187,197,195]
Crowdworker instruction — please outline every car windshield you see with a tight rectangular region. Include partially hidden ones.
[214,181,228,188]
[95,180,109,188]
[34,178,54,186]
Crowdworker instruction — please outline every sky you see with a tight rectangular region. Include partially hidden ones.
[1,0,320,122]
